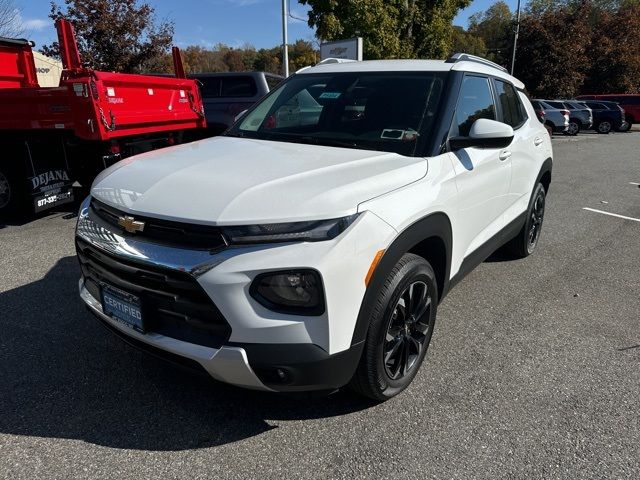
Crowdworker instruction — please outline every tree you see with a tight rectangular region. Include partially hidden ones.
[0,0,23,38]
[582,3,640,93]
[41,0,174,73]
[299,0,472,60]
[289,39,317,71]
[449,26,486,57]
[468,1,512,66]
[513,6,590,97]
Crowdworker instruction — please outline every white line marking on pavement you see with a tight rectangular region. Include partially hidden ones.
[630,182,640,186]
[583,207,640,223]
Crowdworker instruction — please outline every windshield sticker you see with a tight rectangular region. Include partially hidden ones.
[319,92,341,99]
[381,128,419,141]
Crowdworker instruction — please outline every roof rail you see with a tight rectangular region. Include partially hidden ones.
[316,58,357,65]
[445,53,508,73]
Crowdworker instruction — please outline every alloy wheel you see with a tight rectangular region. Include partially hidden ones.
[567,122,579,135]
[598,121,611,133]
[0,171,10,210]
[527,190,545,251]
[383,281,432,380]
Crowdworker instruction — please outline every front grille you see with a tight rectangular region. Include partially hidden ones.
[77,237,231,349]
[90,198,227,251]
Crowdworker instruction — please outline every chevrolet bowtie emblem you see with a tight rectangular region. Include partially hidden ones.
[118,216,145,233]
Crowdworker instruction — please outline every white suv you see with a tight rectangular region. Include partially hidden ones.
[76,54,552,401]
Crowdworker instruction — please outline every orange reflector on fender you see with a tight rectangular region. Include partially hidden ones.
[365,250,385,286]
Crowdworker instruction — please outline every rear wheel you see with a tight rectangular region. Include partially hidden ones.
[616,121,631,132]
[597,120,612,134]
[507,182,546,258]
[350,253,437,401]
[0,166,28,220]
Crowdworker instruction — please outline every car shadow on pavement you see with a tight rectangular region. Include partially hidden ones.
[0,256,376,451]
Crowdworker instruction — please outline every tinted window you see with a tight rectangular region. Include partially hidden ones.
[531,100,542,109]
[546,101,566,109]
[495,80,527,128]
[455,76,496,136]
[265,75,283,91]
[231,71,446,157]
[586,102,605,109]
[198,77,221,97]
[221,76,257,97]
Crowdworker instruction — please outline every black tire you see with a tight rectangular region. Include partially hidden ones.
[616,121,631,132]
[350,253,437,401]
[565,120,580,136]
[507,182,546,258]
[0,165,28,220]
[596,120,612,134]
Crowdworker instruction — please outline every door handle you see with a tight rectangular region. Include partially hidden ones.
[499,150,512,161]
[534,136,543,146]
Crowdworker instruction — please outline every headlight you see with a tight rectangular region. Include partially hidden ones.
[250,270,324,315]
[221,214,359,244]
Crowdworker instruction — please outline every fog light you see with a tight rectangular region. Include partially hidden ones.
[250,270,325,316]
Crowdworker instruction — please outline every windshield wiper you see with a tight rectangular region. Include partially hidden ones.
[298,136,360,149]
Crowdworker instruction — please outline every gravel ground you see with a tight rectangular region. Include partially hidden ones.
[1,130,639,479]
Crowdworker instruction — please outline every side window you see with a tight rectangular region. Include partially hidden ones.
[220,76,258,97]
[265,75,283,91]
[495,80,527,128]
[454,76,496,137]
[198,78,221,98]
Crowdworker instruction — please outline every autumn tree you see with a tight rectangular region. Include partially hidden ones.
[299,0,472,60]
[0,0,23,38]
[513,6,590,97]
[41,0,174,73]
[449,26,486,56]
[582,3,640,93]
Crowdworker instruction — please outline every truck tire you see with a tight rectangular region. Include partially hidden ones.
[350,253,438,401]
[0,166,28,220]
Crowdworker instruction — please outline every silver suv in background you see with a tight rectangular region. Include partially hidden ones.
[532,100,569,135]
[545,100,593,135]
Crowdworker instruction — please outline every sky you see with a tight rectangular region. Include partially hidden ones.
[14,0,520,52]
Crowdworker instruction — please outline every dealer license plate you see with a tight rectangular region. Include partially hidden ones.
[101,284,144,332]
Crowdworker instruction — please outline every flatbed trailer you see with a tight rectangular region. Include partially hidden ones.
[0,19,206,217]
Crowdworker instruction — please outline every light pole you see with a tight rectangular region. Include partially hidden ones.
[282,0,289,77]
[510,0,521,75]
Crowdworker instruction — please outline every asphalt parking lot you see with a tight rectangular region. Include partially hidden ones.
[1,130,639,479]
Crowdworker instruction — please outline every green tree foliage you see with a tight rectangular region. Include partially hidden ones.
[299,0,472,59]
[468,1,513,66]
[41,0,174,73]
[449,26,487,56]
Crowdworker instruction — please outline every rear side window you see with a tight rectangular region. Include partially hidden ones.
[586,102,605,109]
[265,75,283,91]
[454,75,496,136]
[546,101,566,109]
[494,80,527,128]
[198,77,221,97]
[220,76,257,97]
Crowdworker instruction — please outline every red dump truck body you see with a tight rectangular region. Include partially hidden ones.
[0,19,206,217]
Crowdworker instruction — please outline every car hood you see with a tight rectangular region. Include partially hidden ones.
[91,136,427,225]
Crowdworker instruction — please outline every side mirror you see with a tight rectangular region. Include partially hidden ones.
[449,118,514,150]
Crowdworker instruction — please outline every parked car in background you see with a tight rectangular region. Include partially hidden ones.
[544,100,592,135]
[191,72,283,134]
[576,94,638,131]
[578,100,625,134]
[532,100,569,134]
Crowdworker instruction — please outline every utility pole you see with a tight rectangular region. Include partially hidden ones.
[510,0,521,75]
[282,0,289,77]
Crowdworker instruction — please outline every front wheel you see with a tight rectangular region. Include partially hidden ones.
[0,166,28,220]
[565,120,580,136]
[350,253,437,401]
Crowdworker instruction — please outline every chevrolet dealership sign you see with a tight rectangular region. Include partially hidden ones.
[320,38,363,61]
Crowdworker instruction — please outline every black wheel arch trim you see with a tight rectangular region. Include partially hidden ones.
[536,157,553,193]
[350,212,452,347]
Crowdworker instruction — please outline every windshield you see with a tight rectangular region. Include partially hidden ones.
[226,71,447,156]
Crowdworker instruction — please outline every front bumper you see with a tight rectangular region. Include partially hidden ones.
[75,197,396,391]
